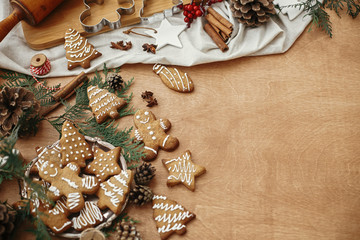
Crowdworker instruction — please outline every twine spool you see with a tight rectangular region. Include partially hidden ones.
[29,53,60,91]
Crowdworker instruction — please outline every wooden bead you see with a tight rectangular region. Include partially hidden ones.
[30,53,47,67]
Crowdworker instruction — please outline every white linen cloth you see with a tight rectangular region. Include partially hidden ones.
[0,0,310,77]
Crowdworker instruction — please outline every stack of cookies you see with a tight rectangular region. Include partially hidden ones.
[27,120,133,235]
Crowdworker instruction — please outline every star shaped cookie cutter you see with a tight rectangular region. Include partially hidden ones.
[80,0,136,33]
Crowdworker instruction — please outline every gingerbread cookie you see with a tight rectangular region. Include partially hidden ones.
[59,120,93,167]
[152,195,195,240]
[31,145,62,174]
[162,150,206,191]
[131,109,179,161]
[84,146,121,182]
[153,64,194,93]
[41,197,73,234]
[64,28,102,70]
[97,170,133,215]
[38,160,99,212]
[72,201,104,231]
[87,85,127,124]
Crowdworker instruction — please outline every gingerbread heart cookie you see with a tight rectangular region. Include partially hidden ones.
[153,64,194,93]
[131,109,179,161]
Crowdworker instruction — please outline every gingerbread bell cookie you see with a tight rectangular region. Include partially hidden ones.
[153,64,194,93]
[87,85,127,124]
[152,195,195,240]
[64,28,102,70]
[162,150,206,191]
[131,109,179,161]
[60,120,93,167]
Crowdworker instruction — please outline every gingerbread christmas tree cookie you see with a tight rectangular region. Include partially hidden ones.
[64,28,102,70]
[59,120,93,167]
[84,146,122,182]
[131,109,179,161]
[162,150,206,191]
[152,195,195,240]
[87,85,127,124]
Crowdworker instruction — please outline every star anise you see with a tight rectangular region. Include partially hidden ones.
[110,41,132,50]
[141,91,158,107]
[142,44,157,54]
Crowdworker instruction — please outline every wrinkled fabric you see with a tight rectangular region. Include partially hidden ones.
[0,1,310,77]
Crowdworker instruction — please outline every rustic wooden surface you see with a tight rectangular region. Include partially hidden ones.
[1,10,360,240]
[21,0,191,50]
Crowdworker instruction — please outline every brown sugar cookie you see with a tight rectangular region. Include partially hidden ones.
[31,145,62,174]
[96,170,133,215]
[38,160,99,212]
[131,109,179,161]
[152,195,195,240]
[84,146,122,182]
[87,85,127,124]
[153,64,194,93]
[162,150,206,191]
[59,120,93,168]
[72,201,104,231]
[64,28,102,70]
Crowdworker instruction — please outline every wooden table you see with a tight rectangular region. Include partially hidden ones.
[1,11,360,240]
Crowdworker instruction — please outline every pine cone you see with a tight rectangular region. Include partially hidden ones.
[134,163,156,186]
[116,219,142,240]
[129,185,153,206]
[107,73,124,91]
[230,0,276,27]
[0,87,40,137]
[0,203,17,240]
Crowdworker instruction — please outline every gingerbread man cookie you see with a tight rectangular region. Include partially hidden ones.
[31,145,62,174]
[132,109,179,161]
[153,64,194,93]
[96,170,133,215]
[87,85,127,124]
[84,146,122,182]
[162,150,206,191]
[38,160,99,212]
[152,195,195,240]
[59,120,93,167]
[64,28,102,70]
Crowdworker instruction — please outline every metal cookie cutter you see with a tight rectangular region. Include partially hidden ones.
[80,0,136,33]
[140,0,184,24]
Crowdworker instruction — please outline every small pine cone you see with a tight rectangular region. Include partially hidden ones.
[0,203,17,239]
[134,163,156,185]
[230,0,276,27]
[107,73,124,91]
[129,185,153,206]
[116,219,142,240]
[0,86,40,137]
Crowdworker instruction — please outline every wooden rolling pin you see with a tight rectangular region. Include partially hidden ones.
[0,0,65,42]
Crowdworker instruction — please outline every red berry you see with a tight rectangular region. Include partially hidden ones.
[197,10,203,16]
[187,13,193,19]
[191,10,195,15]
[188,5,193,11]
[192,2,196,5]
[184,17,190,22]
[183,11,188,16]
[194,6,199,11]
[178,4,183,9]
[184,5,189,11]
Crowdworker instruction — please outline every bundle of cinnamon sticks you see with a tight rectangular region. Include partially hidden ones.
[204,7,233,52]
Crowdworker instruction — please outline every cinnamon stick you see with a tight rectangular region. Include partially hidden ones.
[205,13,232,37]
[207,7,233,30]
[204,23,228,52]
[210,23,228,42]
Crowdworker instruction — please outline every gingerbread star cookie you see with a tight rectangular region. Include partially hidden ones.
[84,146,122,182]
[87,85,127,124]
[59,120,93,167]
[64,28,102,70]
[162,150,206,191]
[96,170,133,215]
[131,109,179,161]
[152,195,195,240]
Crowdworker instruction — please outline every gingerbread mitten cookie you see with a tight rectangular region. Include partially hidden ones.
[38,160,99,212]
[84,146,122,182]
[153,64,194,93]
[152,195,195,240]
[64,28,102,70]
[162,150,206,191]
[72,201,104,231]
[87,86,127,124]
[59,120,93,167]
[132,109,179,161]
[97,170,133,215]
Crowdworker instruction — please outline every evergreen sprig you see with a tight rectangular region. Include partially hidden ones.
[276,0,359,37]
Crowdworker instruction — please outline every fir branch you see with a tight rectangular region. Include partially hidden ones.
[324,0,360,18]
